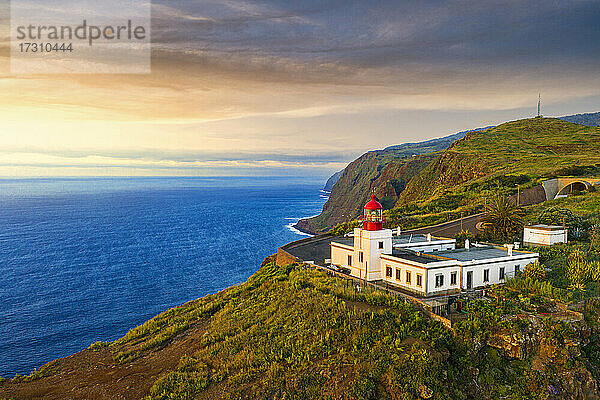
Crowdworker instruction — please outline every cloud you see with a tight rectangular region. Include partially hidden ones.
[1,0,600,176]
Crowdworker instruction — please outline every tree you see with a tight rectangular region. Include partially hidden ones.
[455,230,476,248]
[538,206,575,227]
[482,195,525,242]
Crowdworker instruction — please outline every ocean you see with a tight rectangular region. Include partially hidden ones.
[0,177,327,377]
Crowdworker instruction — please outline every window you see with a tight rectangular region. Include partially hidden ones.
[435,274,444,288]
[395,268,401,280]
[499,267,505,280]
[347,255,352,266]
[450,272,457,285]
[483,269,490,283]
[359,252,364,263]
[416,274,422,287]
[378,241,384,249]
[515,265,520,276]
[386,265,392,278]
[406,271,411,284]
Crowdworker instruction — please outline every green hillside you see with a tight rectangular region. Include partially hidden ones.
[301,117,600,233]
[4,255,600,399]
[399,118,600,205]
[296,128,485,233]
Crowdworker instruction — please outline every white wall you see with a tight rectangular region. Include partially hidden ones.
[524,228,567,246]
[424,266,462,295]
[380,258,428,295]
[331,244,353,268]
[461,256,538,289]
[353,228,392,281]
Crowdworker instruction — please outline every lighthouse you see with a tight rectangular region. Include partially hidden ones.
[351,194,392,281]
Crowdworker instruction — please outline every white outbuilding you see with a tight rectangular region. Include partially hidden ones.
[523,224,568,247]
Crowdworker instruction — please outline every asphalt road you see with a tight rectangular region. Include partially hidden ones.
[404,212,487,237]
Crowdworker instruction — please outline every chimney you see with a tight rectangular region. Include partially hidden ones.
[507,244,513,257]
[397,226,402,236]
[427,233,432,242]
[465,239,470,250]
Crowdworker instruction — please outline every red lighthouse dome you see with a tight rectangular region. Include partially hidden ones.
[363,194,383,231]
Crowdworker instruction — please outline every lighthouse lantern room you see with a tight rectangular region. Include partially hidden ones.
[363,194,383,231]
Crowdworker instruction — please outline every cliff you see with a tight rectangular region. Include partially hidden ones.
[295,127,492,234]
[323,170,343,192]
[300,116,600,233]
[295,151,435,233]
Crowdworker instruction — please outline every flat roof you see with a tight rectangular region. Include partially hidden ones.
[393,234,428,245]
[526,224,566,231]
[393,234,454,245]
[385,245,537,265]
[428,246,535,262]
[389,249,440,264]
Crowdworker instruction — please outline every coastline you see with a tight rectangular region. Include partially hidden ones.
[289,190,327,236]
[291,221,317,236]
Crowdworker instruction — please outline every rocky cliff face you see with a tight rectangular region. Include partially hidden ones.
[296,152,435,233]
[295,128,489,233]
[299,117,600,233]
[487,314,599,400]
[323,170,343,192]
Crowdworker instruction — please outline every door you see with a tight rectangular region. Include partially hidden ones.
[466,271,473,290]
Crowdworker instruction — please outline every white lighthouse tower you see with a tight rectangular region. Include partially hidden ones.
[351,194,392,281]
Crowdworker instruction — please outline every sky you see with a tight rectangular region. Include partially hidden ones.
[1,0,600,178]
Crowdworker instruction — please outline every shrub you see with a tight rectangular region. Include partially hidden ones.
[89,341,109,350]
[522,261,546,281]
[329,220,361,236]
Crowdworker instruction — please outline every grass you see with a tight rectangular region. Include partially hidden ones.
[525,190,600,224]
[89,257,597,400]
[6,252,600,399]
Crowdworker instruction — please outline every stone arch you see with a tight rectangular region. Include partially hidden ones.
[555,181,591,198]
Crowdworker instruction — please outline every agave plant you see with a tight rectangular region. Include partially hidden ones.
[567,250,590,292]
[590,260,600,297]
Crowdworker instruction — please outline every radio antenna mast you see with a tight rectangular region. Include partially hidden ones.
[537,93,541,117]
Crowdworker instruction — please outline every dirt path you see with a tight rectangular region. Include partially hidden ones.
[0,322,208,400]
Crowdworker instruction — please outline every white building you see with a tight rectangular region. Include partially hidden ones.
[523,224,568,247]
[380,242,538,296]
[330,195,539,297]
[330,230,456,282]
